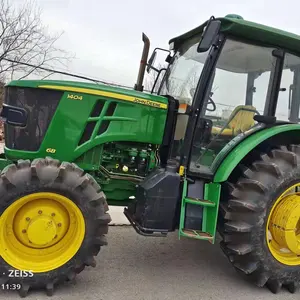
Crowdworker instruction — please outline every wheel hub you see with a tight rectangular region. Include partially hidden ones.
[269,194,300,255]
[27,217,57,246]
[13,198,69,248]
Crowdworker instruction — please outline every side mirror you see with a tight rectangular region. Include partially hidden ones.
[0,104,27,127]
[197,20,221,53]
[147,51,157,73]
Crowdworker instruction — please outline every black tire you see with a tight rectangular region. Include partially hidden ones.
[0,157,111,297]
[218,144,300,294]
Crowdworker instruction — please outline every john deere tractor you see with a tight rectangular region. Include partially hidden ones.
[1,13,300,297]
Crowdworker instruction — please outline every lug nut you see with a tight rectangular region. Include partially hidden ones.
[38,210,42,214]
[57,223,62,227]
[22,229,26,233]
[51,213,56,217]
[26,217,30,221]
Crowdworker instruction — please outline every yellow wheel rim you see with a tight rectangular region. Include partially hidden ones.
[0,192,85,273]
[267,183,300,266]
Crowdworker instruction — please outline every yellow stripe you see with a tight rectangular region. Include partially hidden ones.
[38,85,168,109]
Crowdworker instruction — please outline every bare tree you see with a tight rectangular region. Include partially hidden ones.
[144,62,167,93]
[0,0,73,81]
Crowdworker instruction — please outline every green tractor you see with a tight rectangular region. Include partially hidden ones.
[1,13,300,297]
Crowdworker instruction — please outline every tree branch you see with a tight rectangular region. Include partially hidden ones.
[0,0,74,81]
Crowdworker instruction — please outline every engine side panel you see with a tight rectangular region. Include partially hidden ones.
[4,87,168,163]
[74,142,159,202]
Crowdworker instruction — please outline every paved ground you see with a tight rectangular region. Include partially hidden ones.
[3,227,299,300]
[109,206,130,225]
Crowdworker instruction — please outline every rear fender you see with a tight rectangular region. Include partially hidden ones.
[213,124,300,182]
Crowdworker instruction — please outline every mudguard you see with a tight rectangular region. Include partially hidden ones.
[213,124,300,182]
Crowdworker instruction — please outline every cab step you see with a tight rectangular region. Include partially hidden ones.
[179,180,221,244]
[185,197,216,207]
[181,229,214,241]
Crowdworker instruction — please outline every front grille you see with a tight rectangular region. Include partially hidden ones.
[4,86,62,151]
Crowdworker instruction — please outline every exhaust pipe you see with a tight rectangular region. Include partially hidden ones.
[134,33,150,92]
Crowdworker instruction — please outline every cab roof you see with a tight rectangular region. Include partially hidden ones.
[169,15,300,55]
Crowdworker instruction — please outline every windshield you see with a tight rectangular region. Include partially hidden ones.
[159,34,208,105]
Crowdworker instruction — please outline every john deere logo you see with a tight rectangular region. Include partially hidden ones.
[133,98,161,108]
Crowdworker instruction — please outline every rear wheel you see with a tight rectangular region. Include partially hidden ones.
[218,144,300,293]
[0,157,111,297]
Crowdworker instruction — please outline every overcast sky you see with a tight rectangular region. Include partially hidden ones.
[13,0,300,88]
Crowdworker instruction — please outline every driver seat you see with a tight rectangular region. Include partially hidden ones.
[211,105,257,136]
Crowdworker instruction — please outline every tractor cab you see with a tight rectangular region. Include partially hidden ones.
[151,15,300,178]
[126,14,300,243]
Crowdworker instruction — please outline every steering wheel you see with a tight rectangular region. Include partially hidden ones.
[206,96,216,112]
[190,88,216,112]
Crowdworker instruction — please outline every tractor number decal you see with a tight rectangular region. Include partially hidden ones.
[67,94,83,100]
[46,148,56,153]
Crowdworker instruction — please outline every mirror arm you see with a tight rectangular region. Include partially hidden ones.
[151,68,167,94]
[147,65,160,73]
[153,47,171,55]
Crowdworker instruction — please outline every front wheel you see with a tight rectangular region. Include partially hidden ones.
[0,157,111,297]
[218,145,300,293]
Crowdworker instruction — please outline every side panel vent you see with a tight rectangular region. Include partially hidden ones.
[78,121,96,145]
[91,101,104,117]
[98,121,110,135]
[78,100,118,146]
[106,102,117,116]
[98,102,117,136]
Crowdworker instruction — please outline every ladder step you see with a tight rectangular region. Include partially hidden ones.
[181,228,214,241]
[185,197,215,207]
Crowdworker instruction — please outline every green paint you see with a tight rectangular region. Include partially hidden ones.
[203,183,221,243]
[148,150,157,171]
[74,145,104,170]
[74,142,157,202]
[213,124,300,182]
[202,206,207,232]
[178,178,188,240]
[96,176,137,201]
[3,81,168,205]
[211,126,260,172]
[0,158,13,170]
[179,179,221,243]
[180,229,213,242]
[185,198,215,207]
[195,148,216,168]
[169,15,300,56]
[4,91,167,163]
[6,79,168,106]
